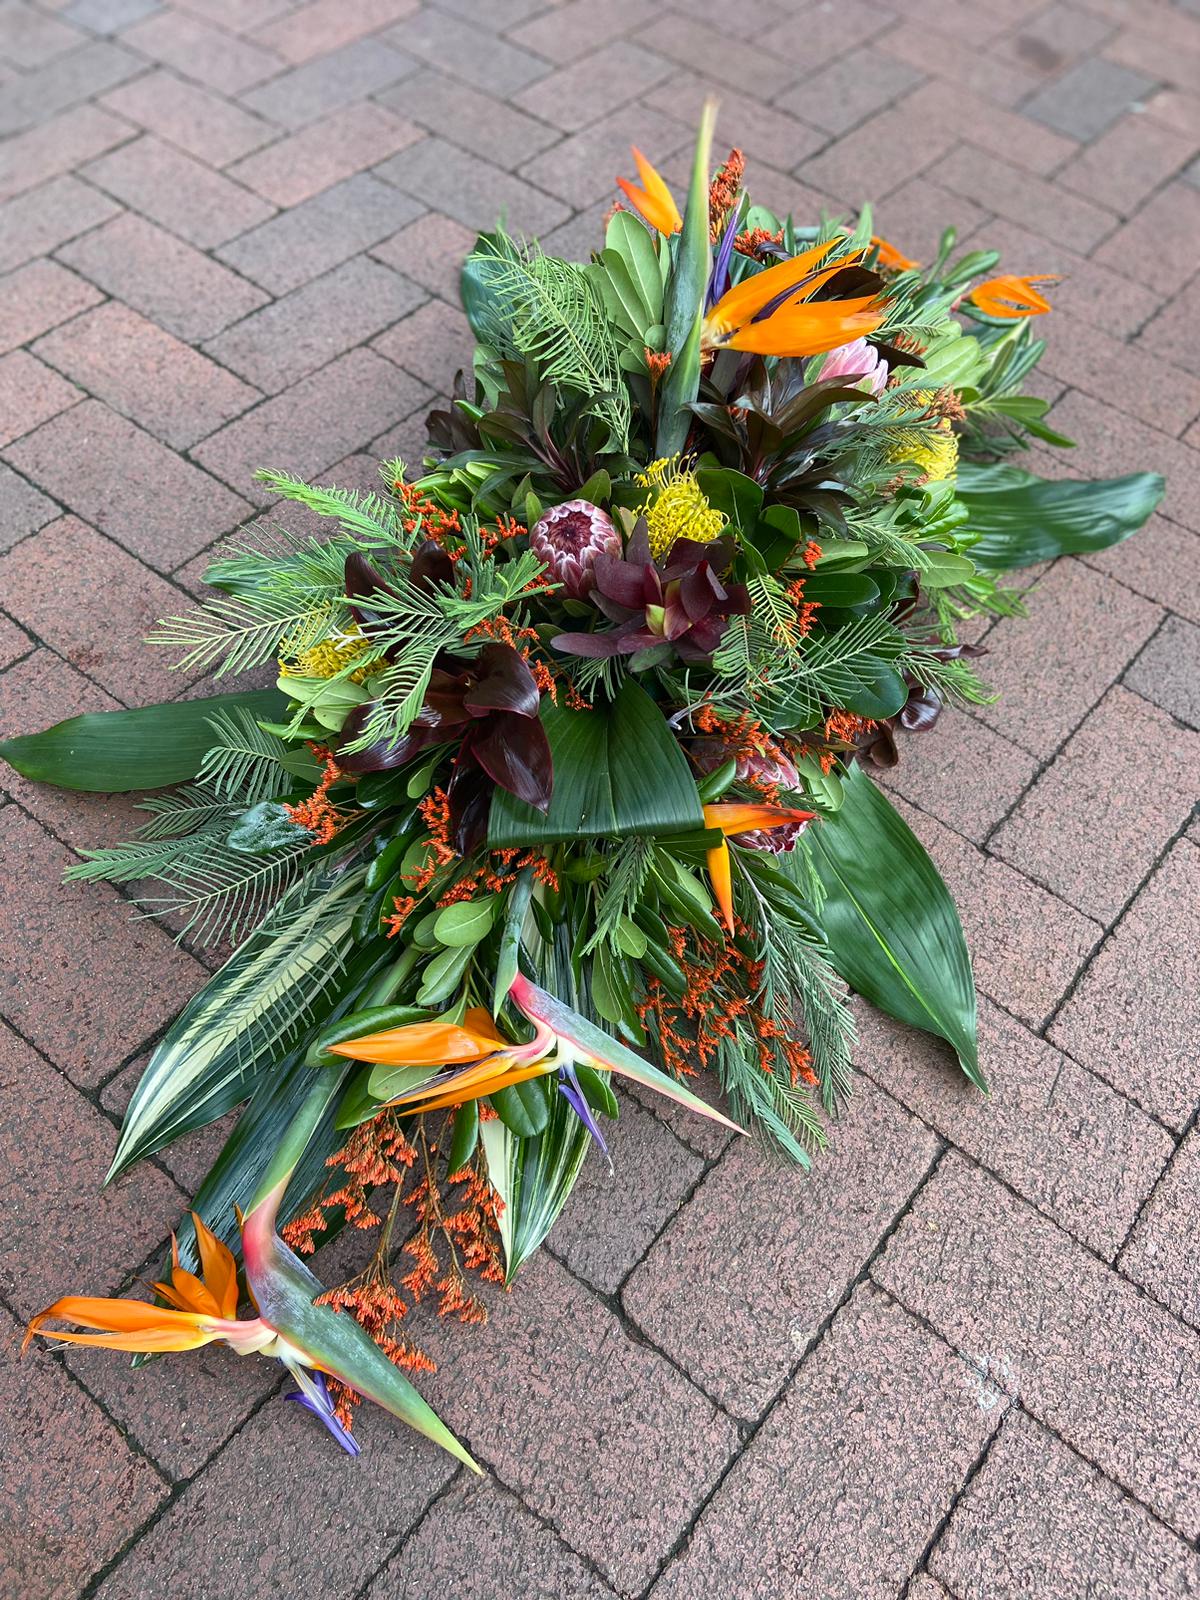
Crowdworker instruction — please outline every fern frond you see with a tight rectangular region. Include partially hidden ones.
[148,590,335,677]
[471,232,630,447]
[135,784,233,840]
[198,708,293,804]
[252,471,412,547]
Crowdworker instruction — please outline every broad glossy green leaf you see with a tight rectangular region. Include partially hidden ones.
[808,764,982,1086]
[490,1075,552,1137]
[488,678,704,847]
[0,688,288,792]
[957,462,1163,570]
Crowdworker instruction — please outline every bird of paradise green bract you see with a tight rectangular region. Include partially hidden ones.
[24,1078,479,1468]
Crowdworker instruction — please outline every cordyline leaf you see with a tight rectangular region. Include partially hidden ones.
[0,689,288,792]
[807,764,982,1087]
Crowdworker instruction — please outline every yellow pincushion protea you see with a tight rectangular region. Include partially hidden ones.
[635,457,726,560]
[279,620,380,683]
[885,391,960,484]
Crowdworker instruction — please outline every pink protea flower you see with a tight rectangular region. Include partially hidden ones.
[814,337,888,397]
[530,500,622,599]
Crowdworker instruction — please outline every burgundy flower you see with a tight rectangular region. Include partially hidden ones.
[553,520,750,663]
[530,500,622,599]
[692,736,799,793]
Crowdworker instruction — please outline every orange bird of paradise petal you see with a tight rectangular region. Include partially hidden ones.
[23,1213,252,1355]
[968,273,1058,318]
[702,802,818,933]
[871,234,919,271]
[326,1006,508,1067]
[617,146,682,236]
[703,240,884,358]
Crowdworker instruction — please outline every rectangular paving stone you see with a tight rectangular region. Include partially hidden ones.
[381,134,569,234]
[92,1377,456,1600]
[0,257,102,351]
[0,1021,183,1319]
[193,347,428,506]
[5,400,251,568]
[509,0,651,65]
[623,1080,939,1418]
[517,109,691,212]
[61,0,161,30]
[82,134,275,249]
[801,104,957,206]
[1093,180,1200,296]
[990,1,1117,78]
[1121,1124,1200,1331]
[386,5,549,95]
[549,1094,705,1295]
[241,36,417,128]
[971,560,1162,757]
[888,792,1103,1030]
[875,706,1037,843]
[857,998,1172,1257]
[216,171,424,295]
[0,461,57,550]
[637,10,799,99]
[653,1286,1001,1600]
[931,1411,1200,1600]
[0,172,119,272]
[0,37,141,136]
[384,65,560,169]
[876,1152,1200,1538]
[0,1,85,68]
[991,687,1199,923]
[414,1252,739,1594]
[879,18,1038,104]
[205,253,425,393]
[644,72,826,173]
[252,0,418,65]
[1137,267,1200,364]
[0,649,148,847]
[1082,514,1200,626]
[57,211,269,342]
[34,300,260,448]
[1125,614,1200,728]
[0,513,202,701]
[370,209,476,304]
[778,47,925,138]
[1024,54,1158,139]
[1057,111,1198,217]
[367,1478,618,1600]
[1049,839,1200,1130]
[0,100,132,201]
[372,299,475,391]
[0,350,80,447]
[936,143,1116,251]
[100,67,276,167]
[121,8,284,94]
[0,808,206,1085]
[1037,308,1200,435]
[226,100,422,207]
[515,39,673,133]
[901,79,1080,175]
[1,1299,168,1600]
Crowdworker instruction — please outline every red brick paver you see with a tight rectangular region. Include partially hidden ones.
[1,1,1198,1595]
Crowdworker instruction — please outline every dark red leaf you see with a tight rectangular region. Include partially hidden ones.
[468,712,553,812]
[461,643,540,719]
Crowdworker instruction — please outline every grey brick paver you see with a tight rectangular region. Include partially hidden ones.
[2,3,1199,1595]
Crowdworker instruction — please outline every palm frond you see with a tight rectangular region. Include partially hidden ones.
[252,471,412,548]
[472,232,630,447]
[148,589,336,677]
[197,707,293,804]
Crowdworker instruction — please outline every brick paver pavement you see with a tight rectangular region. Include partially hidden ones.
[1,1,1198,1595]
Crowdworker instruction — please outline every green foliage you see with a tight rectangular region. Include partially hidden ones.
[198,706,293,805]
[466,230,630,448]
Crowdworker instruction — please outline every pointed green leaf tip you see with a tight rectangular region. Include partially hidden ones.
[657,96,718,458]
